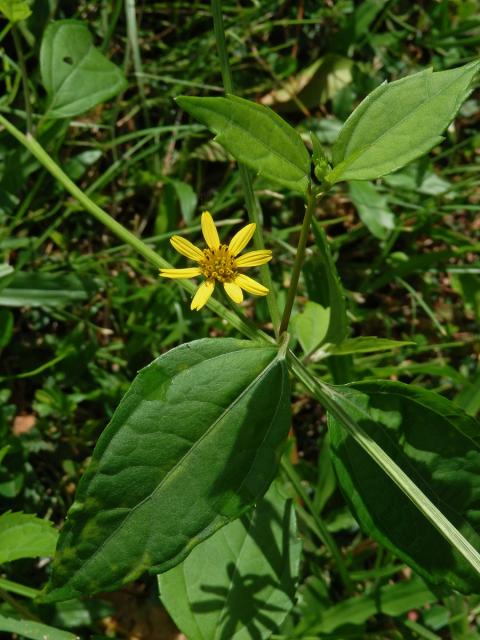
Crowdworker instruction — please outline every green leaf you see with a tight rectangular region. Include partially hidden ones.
[0,263,14,280]
[292,301,331,355]
[43,338,290,602]
[0,309,13,348]
[0,272,96,307]
[0,511,58,563]
[0,613,77,640]
[176,95,310,194]
[166,178,198,225]
[328,60,480,183]
[158,482,301,640]
[302,575,437,636]
[0,0,31,22]
[348,180,395,239]
[313,336,415,359]
[40,20,127,119]
[328,380,480,593]
[455,371,480,418]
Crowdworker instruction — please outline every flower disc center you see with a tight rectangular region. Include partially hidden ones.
[201,245,237,283]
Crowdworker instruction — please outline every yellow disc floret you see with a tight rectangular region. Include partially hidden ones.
[201,245,237,283]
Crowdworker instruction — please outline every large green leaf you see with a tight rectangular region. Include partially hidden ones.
[40,20,127,119]
[328,60,480,183]
[328,380,480,593]
[176,95,310,194]
[0,0,31,22]
[158,482,301,640]
[0,511,58,564]
[43,338,290,602]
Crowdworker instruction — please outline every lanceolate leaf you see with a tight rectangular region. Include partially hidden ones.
[176,95,310,194]
[158,482,302,640]
[40,20,127,119]
[300,575,436,636]
[349,180,395,239]
[328,380,480,593]
[328,60,480,183]
[314,336,415,359]
[0,511,58,564]
[43,338,290,602]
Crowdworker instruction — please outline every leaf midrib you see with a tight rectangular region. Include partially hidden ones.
[213,101,309,180]
[219,116,307,180]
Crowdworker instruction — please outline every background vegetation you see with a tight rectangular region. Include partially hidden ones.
[1,0,479,638]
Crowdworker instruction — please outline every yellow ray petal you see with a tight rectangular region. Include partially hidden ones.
[236,249,272,267]
[223,281,244,304]
[235,273,269,296]
[228,223,256,256]
[170,235,204,262]
[159,267,202,279]
[201,211,220,250]
[191,280,215,310]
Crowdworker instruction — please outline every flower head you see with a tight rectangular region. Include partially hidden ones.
[160,211,272,311]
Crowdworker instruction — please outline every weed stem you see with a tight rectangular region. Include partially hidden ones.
[11,24,32,134]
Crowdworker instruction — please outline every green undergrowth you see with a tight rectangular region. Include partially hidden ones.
[0,1,479,638]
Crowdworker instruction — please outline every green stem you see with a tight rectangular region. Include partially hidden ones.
[125,0,150,127]
[125,0,161,176]
[211,0,281,336]
[279,186,316,335]
[281,457,354,593]
[0,577,40,600]
[0,113,265,344]
[101,0,123,53]
[11,24,32,134]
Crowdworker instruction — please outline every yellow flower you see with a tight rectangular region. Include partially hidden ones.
[159,211,272,311]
